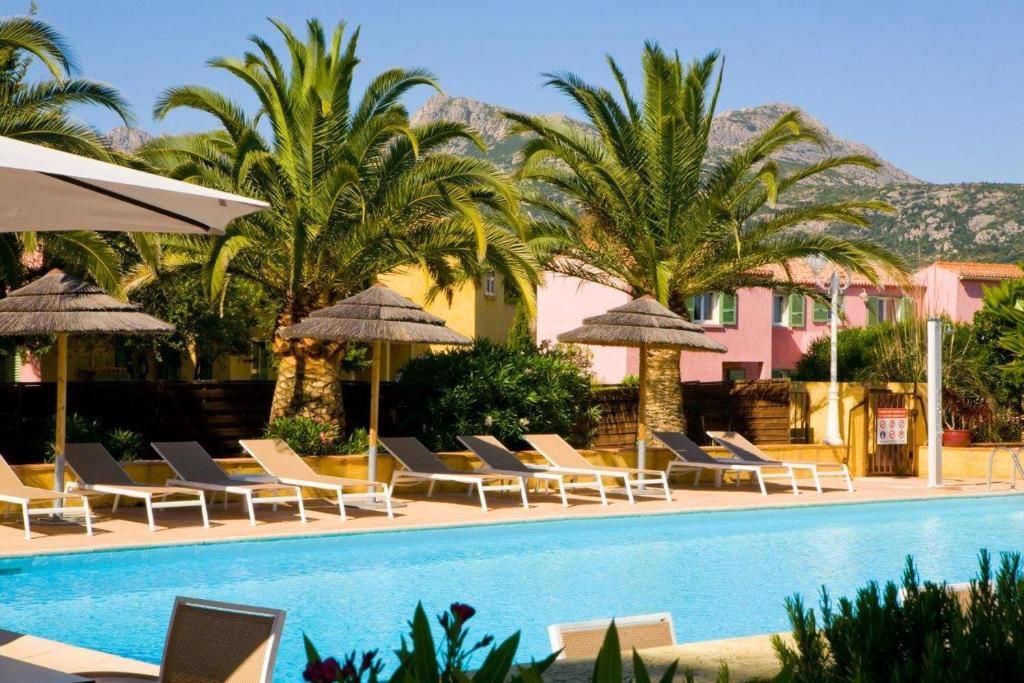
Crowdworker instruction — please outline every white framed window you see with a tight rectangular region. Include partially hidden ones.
[691,292,720,324]
[483,271,496,297]
[866,296,911,325]
[772,294,787,326]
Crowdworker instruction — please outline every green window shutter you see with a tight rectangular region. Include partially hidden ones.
[788,294,805,327]
[720,293,737,325]
[866,297,880,326]
[812,300,830,324]
[685,295,696,321]
[898,297,913,321]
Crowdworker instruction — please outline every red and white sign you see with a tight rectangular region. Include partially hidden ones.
[876,407,909,445]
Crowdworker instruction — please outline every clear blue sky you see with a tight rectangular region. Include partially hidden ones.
[6,0,1024,183]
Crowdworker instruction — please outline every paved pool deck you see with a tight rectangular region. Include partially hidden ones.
[0,475,1018,559]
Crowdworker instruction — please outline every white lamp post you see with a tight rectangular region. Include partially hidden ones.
[927,318,943,487]
[819,269,850,446]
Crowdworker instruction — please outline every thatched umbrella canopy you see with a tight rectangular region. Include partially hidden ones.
[279,283,472,481]
[0,269,173,491]
[558,296,726,472]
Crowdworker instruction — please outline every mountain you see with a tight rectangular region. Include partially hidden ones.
[410,95,1024,265]
[105,126,151,153]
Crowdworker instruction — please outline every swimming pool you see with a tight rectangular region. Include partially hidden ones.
[1,495,1022,681]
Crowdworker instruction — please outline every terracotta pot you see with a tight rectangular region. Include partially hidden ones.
[942,429,972,447]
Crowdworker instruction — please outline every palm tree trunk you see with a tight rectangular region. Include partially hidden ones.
[270,336,346,428]
[644,346,684,432]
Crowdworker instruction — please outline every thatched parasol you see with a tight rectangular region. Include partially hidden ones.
[0,269,173,492]
[279,283,472,481]
[558,295,726,474]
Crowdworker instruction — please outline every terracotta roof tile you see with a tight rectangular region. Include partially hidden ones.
[932,261,1023,281]
[756,259,910,288]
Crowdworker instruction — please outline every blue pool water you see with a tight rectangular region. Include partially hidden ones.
[1,495,1023,681]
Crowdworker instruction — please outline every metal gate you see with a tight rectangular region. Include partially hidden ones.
[867,389,917,475]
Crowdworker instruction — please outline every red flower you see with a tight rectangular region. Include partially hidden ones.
[450,602,476,623]
[303,657,342,683]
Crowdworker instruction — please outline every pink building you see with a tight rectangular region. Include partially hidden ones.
[913,261,1023,322]
[538,259,1017,383]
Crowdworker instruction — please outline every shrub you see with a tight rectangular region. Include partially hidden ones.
[46,414,143,462]
[106,428,144,462]
[264,416,341,456]
[303,602,679,683]
[394,340,600,451]
[773,550,1024,681]
[339,428,369,455]
[790,327,882,381]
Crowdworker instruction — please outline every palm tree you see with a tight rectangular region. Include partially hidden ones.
[137,18,540,426]
[0,15,134,292]
[508,43,904,431]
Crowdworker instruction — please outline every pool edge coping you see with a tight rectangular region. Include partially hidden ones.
[2,485,1022,562]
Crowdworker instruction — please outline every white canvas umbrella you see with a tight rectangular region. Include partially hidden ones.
[0,135,268,233]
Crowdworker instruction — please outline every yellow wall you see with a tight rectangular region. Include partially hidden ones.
[917,444,1024,482]
[791,382,929,477]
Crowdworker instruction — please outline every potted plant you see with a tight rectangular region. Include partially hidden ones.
[942,389,989,447]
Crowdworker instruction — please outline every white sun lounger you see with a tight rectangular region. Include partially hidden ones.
[652,430,796,496]
[151,441,306,526]
[0,452,93,540]
[707,430,854,493]
[457,435,573,506]
[379,436,529,512]
[65,442,209,531]
[523,434,672,503]
[548,612,676,659]
[239,438,393,521]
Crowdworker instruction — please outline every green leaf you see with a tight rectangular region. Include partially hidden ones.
[472,632,520,683]
[590,621,622,683]
[302,633,321,664]
[408,602,440,683]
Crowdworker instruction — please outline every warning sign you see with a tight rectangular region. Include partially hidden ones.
[876,407,909,445]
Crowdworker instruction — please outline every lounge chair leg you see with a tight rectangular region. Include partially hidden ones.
[145,498,156,532]
[623,475,635,504]
[661,473,671,502]
[245,493,256,526]
[597,477,608,506]
[223,491,228,510]
[789,468,799,495]
[83,497,93,536]
[383,484,394,519]
[295,487,307,523]
[22,503,30,540]
[112,494,120,514]
[336,486,347,522]
[518,478,529,509]
[756,471,767,496]
[558,478,568,507]
[198,492,210,528]
[427,481,436,498]
[811,467,823,494]
[476,482,488,512]
[843,466,855,493]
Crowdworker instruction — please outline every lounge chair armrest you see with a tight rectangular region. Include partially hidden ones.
[77,672,159,682]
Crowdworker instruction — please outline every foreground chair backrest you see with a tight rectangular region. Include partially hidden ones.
[707,430,854,493]
[151,442,306,526]
[65,442,209,531]
[0,453,92,540]
[379,436,527,512]
[239,439,393,521]
[523,434,672,503]
[651,430,795,496]
[79,597,285,682]
[548,612,676,660]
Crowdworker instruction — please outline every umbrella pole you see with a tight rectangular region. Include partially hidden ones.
[368,341,381,485]
[53,332,68,503]
[636,342,648,488]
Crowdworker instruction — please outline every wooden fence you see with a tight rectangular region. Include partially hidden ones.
[0,381,399,461]
[591,379,795,448]
[0,378,793,462]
